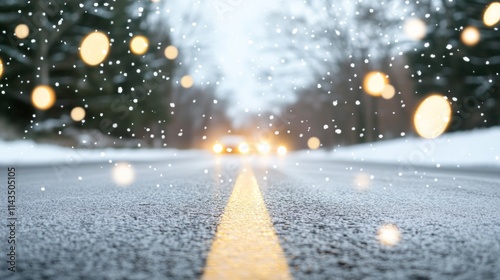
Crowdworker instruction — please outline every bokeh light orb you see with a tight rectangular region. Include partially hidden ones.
[414,94,452,139]
[363,71,388,97]
[213,143,223,154]
[70,107,86,122]
[277,145,287,156]
[112,162,135,186]
[80,31,110,66]
[377,224,401,246]
[381,84,396,100]
[32,85,56,110]
[15,24,30,39]
[180,75,194,88]
[307,137,321,150]
[404,18,427,41]
[0,58,4,78]
[461,26,481,47]
[164,45,179,60]
[130,35,149,55]
[484,2,500,27]
[354,173,371,191]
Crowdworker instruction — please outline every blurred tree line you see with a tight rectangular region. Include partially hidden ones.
[1,0,498,150]
[258,0,500,150]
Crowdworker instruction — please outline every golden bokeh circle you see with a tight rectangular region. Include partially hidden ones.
[180,75,194,88]
[32,85,56,110]
[307,137,321,150]
[413,94,452,139]
[461,26,481,47]
[381,84,396,100]
[15,24,30,39]
[80,31,110,66]
[484,2,500,27]
[363,71,388,97]
[164,45,179,60]
[70,107,86,122]
[130,36,149,55]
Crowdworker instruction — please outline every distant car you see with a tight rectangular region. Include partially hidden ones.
[212,135,250,154]
[212,135,288,156]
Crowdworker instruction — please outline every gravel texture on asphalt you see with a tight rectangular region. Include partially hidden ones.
[1,156,499,279]
[256,160,500,280]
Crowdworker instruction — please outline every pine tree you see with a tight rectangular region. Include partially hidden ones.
[409,0,500,131]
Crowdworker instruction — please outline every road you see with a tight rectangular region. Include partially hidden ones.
[1,153,500,279]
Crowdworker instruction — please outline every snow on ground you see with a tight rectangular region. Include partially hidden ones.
[300,127,500,168]
[1,127,499,168]
[0,140,201,165]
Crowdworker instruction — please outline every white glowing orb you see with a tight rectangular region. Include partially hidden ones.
[404,18,427,41]
[213,143,223,154]
[257,142,271,154]
[277,146,287,156]
[377,224,401,246]
[354,173,371,191]
[112,163,135,186]
[238,142,250,154]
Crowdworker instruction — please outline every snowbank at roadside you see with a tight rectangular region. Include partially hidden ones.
[2,127,499,168]
[0,140,201,165]
[303,127,500,168]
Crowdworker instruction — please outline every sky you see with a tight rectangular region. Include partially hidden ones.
[161,0,303,124]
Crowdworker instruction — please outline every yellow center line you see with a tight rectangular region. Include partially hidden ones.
[202,167,293,280]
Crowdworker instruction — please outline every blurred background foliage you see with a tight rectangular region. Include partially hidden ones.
[0,0,498,149]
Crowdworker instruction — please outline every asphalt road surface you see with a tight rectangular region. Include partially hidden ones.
[1,153,499,279]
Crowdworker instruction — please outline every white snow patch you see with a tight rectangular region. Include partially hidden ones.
[0,141,201,165]
[305,127,500,168]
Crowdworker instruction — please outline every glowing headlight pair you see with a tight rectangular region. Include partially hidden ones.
[213,142,287,155]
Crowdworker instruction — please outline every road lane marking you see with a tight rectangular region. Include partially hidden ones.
[202,168,292,280]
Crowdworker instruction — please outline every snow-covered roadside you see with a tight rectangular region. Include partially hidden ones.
[301,127,500,168]
[0,140,202,165]
[2,127,500,168]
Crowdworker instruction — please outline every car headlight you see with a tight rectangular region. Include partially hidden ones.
[277,145,287,156]
[257,142,271,154]
[238,142,250,154]
[213,143,223,154]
